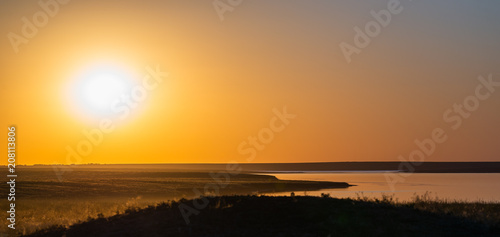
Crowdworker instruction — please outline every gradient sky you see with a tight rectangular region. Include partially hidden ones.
[1,0,499,165]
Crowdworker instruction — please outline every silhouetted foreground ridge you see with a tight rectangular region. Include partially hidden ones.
[27,195,500,237]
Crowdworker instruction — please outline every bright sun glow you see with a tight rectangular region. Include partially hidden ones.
[82,73,127,110]
[65,62,137,121]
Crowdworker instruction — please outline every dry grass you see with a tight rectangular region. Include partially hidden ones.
[24,195,500,237]
[349,191,500,228]
[1,197,163,236]
[6,192,499,236]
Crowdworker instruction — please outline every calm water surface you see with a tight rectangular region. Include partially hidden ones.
[266,173,500,202]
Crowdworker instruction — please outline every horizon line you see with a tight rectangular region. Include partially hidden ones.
[5,161,500,166]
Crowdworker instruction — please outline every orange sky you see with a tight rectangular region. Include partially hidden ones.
[1,1,499,165]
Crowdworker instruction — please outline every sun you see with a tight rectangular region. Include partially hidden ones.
[81,73,127,111]
[65,62,137,121]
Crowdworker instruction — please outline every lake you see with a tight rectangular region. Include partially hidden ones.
[265,172,500,202]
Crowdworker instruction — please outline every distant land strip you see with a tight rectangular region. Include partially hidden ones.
[12,162,500,173]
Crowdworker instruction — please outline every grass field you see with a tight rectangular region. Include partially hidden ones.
[26,194,500,237]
